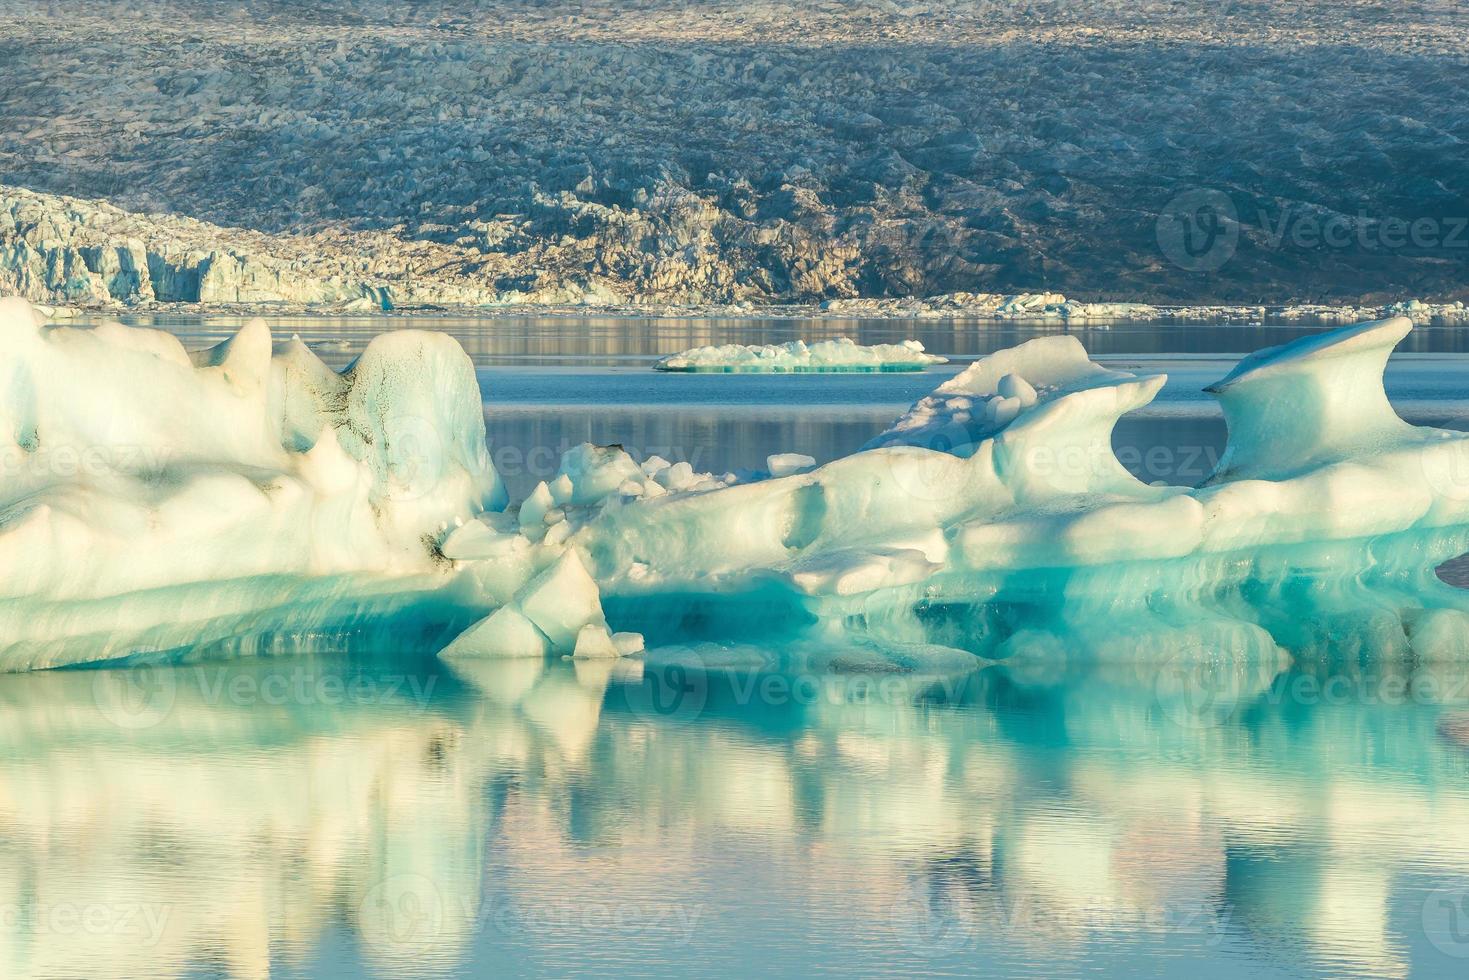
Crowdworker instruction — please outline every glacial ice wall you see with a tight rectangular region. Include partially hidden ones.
[4,297,1469,670]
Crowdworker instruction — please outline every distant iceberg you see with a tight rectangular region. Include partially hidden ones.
[3,296,1469,670]
[653,337,946,372]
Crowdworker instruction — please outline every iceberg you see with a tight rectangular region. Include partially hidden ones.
[3,295,1469,671]
[653,337,946,372]
[0,297,506,668]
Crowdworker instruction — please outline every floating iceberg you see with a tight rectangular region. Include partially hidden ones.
[653,337,946,372]
[0,297,506,668]
[3,296,1469,670]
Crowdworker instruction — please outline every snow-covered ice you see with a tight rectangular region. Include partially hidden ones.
[5,296,1469,670]
[653,338,946,372]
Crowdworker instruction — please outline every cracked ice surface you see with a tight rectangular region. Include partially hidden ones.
[5,296,1469,669]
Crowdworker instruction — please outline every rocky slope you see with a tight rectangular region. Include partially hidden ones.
[2,0,1466,309]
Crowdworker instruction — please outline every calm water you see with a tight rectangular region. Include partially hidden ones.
[22,314,1469,979]
[117,313,1469,498]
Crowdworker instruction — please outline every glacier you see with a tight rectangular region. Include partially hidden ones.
[653,338,946,373]
[3,297,1469,671]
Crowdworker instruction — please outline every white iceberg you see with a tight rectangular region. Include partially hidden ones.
[0,296,506,668]
[3,295,1469,670]
[653,337,946,372]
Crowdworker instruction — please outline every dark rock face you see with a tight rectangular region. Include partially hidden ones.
[1,0,1466,305]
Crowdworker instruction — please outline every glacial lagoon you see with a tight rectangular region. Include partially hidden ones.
[9,315,1469,977]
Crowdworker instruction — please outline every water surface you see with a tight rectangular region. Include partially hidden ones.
[8,654,1469,978]
[111,313,1469,496]
[26,313,1469,979]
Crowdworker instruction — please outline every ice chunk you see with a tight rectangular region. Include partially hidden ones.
[440,606,550,660]
[555,443,644,505]
[1204,316,1417,482]
[518,481,554,530]
[865,334,1142,457]
[547,473,575,505]
[338,329,508,520]
[446,546,630,660]
[269,335,349,452]
[767,453,816,478]
[517,551,607,650]
[996,372,1038,407]
[654,337,946,373]
[439,519,501,560]
[572,624,621,659]
[655,461,698,491]
[611,632,646,656]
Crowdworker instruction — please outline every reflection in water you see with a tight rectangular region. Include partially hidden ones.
[113,314,1469,370]
[3,651,1469,978]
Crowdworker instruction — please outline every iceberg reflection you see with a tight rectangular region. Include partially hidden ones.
[0,648,1466,977]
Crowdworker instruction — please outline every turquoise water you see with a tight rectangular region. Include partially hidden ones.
[22,315,1469,978]
[9,654,1469,978]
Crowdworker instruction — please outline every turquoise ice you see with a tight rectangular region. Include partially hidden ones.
[3,296,1469,669]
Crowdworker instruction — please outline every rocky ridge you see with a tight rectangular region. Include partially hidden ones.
[2,0,1466,308]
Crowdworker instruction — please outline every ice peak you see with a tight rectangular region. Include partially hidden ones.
[1206,316,1416,483]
